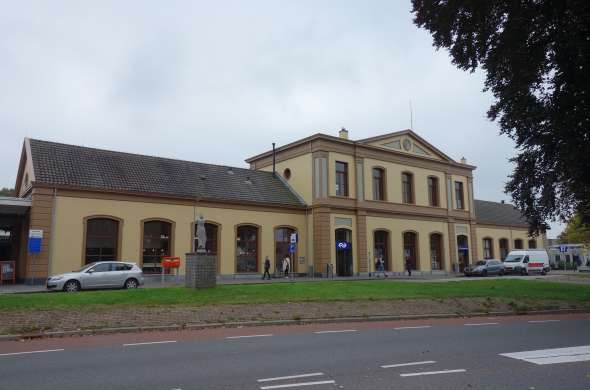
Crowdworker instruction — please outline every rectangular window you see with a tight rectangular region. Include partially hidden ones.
[372,168,385,201]
[335,161,349,197]
[455,181,464,209]
[428,177,439,207]
[402,173,414,204]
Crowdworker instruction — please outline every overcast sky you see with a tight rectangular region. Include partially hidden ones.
[0,0,563,237]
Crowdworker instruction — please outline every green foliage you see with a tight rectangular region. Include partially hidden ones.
[412,1,590,234]
[0,279,589,311]
[0,188,15,197]
[559,214,590,244]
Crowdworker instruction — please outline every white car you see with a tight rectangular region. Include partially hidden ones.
[503,250,550,275]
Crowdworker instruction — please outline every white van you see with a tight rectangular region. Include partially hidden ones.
[503,250,550,275]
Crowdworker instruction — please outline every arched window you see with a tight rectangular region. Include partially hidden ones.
[483,238,494,259]
[514,239,523,249]
[430,233,443,270]
[374,230,390,271]
[401,172,414,204]
[85,218,119,264]
[372,168,385,201]
[528,239,537,249]
[194,222,219,255]
[142,220,172,273]
[499,238,509,260]
[427,176,439,207]
[403,231,418,270]
[236,225,259,273]
[275,227,296,273]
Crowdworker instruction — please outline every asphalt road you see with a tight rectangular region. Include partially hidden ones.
[1,314,589,389]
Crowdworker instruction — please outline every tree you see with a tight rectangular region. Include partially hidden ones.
[0,188,15,197]
[559,215,590,244]
[412,0,590,235]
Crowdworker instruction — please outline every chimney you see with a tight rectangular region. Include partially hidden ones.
[272,142,276,176]
[339,127,349,140]
[501,200,505,204]
[460,156,467,164]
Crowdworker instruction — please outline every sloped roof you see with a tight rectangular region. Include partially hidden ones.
[28,139,306,208]
[474,199,529,227]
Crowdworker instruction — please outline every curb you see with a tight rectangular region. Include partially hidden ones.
[1,307,587,341]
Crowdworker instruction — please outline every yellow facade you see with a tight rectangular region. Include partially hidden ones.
[475,226,542,260]
[260,153,313,204]
[51,195,307,275]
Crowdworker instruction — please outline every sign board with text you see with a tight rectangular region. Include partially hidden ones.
[28,229,43,254]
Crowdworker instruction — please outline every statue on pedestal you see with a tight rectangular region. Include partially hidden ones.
[196,215,207,253]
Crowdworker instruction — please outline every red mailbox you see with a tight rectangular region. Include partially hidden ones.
[161,256,181,269]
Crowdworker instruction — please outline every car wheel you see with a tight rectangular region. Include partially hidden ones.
[63,280,80,292]
[124,278,138,289]
[541,269,547,275]
[521,268,527,276]
[499,269,505,276]
[482,270,488,277]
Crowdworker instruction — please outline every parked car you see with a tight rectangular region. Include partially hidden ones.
[46,261,144,292]
[464,259,505,277]
[503,250,550,275]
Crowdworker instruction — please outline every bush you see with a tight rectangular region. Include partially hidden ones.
[551,261,578,270]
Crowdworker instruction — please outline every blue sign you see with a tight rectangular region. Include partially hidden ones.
[559,245,568,253]
[288,243,296,253]
[28,237,42,253]
[336,241,351,251]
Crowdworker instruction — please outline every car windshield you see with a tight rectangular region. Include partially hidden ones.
[505,255,523,263]
[475,260,487,266]
[75,263,97,272]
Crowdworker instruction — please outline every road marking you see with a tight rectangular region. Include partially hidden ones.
[528,320,560,323]
[393,325,432,330]
[260,380,335,389]
[400,369,466,377]
[226,334,274,339]
[381,360,436,369]
[500,345,590,365]
[258,372,325,382]
[0,349,64,357]
[123,340,177,346]
[314,329,357,334]
[464,322,499,326]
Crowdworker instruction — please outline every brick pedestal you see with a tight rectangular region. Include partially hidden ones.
[185,252,217,288]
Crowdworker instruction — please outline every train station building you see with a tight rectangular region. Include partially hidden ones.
[0,129,545,282]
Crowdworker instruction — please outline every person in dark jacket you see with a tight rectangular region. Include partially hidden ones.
[262,256,271,280]
[405,257,412,277]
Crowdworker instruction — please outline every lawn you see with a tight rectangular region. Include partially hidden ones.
[1,279,590,311]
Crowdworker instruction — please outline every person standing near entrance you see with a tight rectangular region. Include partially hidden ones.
[262,256,271,280]
[283,255,290,278]
[405,256,412,277]
[377,256,387,278]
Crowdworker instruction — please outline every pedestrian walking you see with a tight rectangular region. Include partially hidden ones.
[262,256,271,280]
[283,255,290,278]
[377,256,388,278]
[405,257,412,277]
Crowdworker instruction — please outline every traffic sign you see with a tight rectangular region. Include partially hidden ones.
[290,233,298,244]
[559,245,568,253]
[288,243,296,253]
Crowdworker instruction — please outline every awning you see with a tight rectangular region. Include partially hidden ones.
[0,196,31,216]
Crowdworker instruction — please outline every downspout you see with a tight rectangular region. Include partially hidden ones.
[272,143,276,176]
[47,188,57,277]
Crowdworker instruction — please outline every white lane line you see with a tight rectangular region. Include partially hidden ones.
[528,320,560,323]
[260,380,335,389]
[314,329,357,334]
[393,325,432,330]
[381,360,436,369]
[123,340,177,347]
[400,369,466,377]
[258,372,324,382]
[500,345,590,365]
[463,322,499,326]
[226,334,274,339]
[0,349,64,357]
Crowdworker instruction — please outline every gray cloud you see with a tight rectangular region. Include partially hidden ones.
[0,0,564,236]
